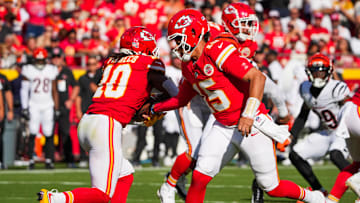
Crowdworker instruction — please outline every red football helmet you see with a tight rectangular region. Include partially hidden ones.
[167,9,209,62]
[222,2,259,41]
[33,48,48,69]
[120,26,159,57]
[306,53,333,88]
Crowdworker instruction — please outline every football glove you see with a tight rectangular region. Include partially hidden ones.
[276,138,291,152]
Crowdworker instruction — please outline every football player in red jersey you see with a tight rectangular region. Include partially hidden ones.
[37,27,178,203]
[150,9,326,203]
[326,88,360,202]
[157,21,226,202]
[221,3,292,202]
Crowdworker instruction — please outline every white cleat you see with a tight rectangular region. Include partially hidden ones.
[346,172,360,197]
[157,183,176,203]
[308,191,326,203]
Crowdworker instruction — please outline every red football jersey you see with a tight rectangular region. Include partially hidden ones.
[238,39,257,59]
[351,89,360,106]
[87,55,165,126]
[155,38,267,126]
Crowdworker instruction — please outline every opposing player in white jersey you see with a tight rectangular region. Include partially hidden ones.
[21,48,59,170]
[289,53,350,195]
[326,89,360,202]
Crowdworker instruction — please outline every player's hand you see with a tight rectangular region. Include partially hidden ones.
[276,114,291,125]
[54,110,61,121]
[7,110,14,121]
[143,112,166,127]
[276,138,291,152]
[65,100,73,109]
[21,109,29,121]
[237,117,254,137]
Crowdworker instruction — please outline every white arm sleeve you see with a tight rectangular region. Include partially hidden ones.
[20,80,30,109]
[263,75,289,117]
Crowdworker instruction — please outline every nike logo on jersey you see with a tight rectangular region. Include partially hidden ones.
[218,43,223,49]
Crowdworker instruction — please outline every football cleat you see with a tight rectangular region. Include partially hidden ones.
[157,183,176,203]
[251,179,264,203]
[308,190,326,203]
[166,172,187,200]
[346,172,360,197]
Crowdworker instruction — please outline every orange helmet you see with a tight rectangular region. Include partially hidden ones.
[306,53,333,88]
[33,48,48,60]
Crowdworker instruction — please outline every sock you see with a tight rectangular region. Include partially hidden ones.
[111,174,134,203]
[289,151,323,190]
[267,180,304,199]
[329,162,360,200]
[329,150,350,170]
[186,170,212,203]
[166,152,192,187]
[28,134,36,159]
[44,136,55,161]
[71,188,110,203]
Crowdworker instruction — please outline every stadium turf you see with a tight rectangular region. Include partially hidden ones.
[0,164,356,202]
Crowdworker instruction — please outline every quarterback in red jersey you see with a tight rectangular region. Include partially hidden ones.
[150,9,326,203]
[37,27,178,203]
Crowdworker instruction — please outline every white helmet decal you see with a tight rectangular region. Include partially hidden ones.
[140,30,155,41]
[174,15,192,29]
[224,5,236,14]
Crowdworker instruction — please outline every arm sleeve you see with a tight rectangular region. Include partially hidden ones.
[68,69,79,87]
[263,75,288,117]
[290,102,310,139]
[20,80,30,109]
[154,78,196,112]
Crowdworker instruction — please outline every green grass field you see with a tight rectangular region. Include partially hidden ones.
[0,164,357,203]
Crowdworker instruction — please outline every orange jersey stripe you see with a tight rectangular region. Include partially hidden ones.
[272,140,280,183]
[181,119,192,155]
[357,106,360,118]
[106,117,115,195]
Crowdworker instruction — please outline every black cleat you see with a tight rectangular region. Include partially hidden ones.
[251,179,264,203]
[28,162,35,170]
[45,162,54,169]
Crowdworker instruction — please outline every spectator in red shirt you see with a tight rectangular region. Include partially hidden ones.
[335,38,360,68]
[89,26,108,58]
[46,9,65,36]
[60,29,80,67]
[115,0,142,28]
[264,19,286,53]
[0,0,21,22]
[106,16,125,50]
[138,0,167,39]
[303,12,330,44]
[24,0,47,38]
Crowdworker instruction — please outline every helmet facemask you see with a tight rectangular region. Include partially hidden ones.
[306,66,332,88]
[231,14,259,41]
[168,28,205,62]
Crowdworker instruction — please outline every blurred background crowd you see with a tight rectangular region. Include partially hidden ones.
[0,0,359,169]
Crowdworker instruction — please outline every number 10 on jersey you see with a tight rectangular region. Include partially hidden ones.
[93,64,132,99]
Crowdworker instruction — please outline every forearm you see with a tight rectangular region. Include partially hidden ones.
[154,95,190,112]
[290,103,310,139]
[5,91,13,112]
[69,86,80,102]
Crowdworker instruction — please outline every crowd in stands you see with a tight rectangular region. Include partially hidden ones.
[0,0,360,168]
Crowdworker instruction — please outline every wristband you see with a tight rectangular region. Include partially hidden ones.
[241,97,260,119]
